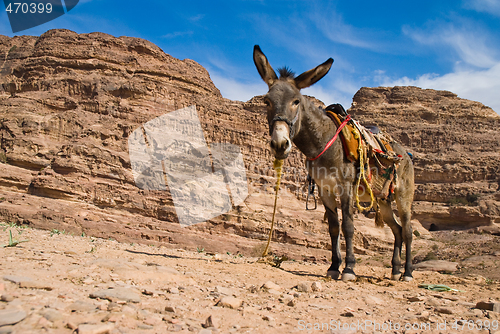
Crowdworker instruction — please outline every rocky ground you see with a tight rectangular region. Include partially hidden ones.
[1,225,499,334]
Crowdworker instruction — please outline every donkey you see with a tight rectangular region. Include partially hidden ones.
[253,45,415,281]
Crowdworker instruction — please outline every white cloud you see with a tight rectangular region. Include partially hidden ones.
[393,20,500,114]
[302,84,353,111]
[162,31,193,39]
[210,72,266,102]
[403,23,498,68]
[463,0,500,16]
[312,11,375,50]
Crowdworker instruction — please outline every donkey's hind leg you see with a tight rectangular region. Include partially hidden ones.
[378,199,404,281]
[340,193,356,281]
[396,193,413,281]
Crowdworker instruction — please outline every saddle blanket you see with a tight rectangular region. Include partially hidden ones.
[324,105,403,199]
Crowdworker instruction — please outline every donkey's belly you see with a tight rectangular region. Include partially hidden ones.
[314,176,345,198]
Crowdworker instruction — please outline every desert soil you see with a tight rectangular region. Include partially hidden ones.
[1,225,500,334]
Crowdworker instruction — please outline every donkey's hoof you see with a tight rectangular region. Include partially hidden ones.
[327,270,340,280]
[341,273,356,282]
[402,276,413,282]
[391,273,402,281]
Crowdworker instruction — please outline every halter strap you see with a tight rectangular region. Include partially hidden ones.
[269,109,300,138]
[307,114,351,161]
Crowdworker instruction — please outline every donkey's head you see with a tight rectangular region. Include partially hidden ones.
[253,45,333,159]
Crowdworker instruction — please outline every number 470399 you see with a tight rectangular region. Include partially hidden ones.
[5,2,53,14]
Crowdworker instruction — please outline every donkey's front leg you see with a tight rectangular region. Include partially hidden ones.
[340,194,356,281]
[325,206,342,280]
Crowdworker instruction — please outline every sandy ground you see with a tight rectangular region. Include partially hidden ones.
[1,226,500,334]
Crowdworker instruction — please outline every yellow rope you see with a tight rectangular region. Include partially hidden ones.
[261,158,284,257]
[353,128,375,211]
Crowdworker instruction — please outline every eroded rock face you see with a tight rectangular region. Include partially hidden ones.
[350,86,500,229]
[0,29,313,256]
[0,30,499,256]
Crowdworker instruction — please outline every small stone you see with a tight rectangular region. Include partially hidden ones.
[279,295,294,304]
[143,316,162,326]
[168,287,179,294]
[311,282,322,292]
[77,323,115,334]
[19,281,53,290]
[66,321,78,330]
[142,289,154,296]
[262,315,274,321]
[296,282,311,293]
[267,289,280,295]
[0,294,14,302]
[413,260,458,273]
[262,281,281,291]
[408,296,425,302]
[476,301,500,313]
[418,310,430,317]
[37,316,52,329]
[443,295,460,302]
[435,307,454,315]
[202,315,216,328]
[2,275,31,284]
[340,308,356,317]
[248,285,258,293]
[90,287,141,303]
[0,308,27,326]
[217,296,243,309]
[107,302,121,312]
[165,306,176,313]
[287,299,296,307]
[365,295,384,305]
[69,300,97,312]
[214,286,235,296]
[139,323,155,330]
[41,308,63,322]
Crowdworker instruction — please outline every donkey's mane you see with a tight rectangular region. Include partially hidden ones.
[277,67,295,79]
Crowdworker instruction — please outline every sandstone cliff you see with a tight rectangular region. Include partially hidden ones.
[0,30,498,258]
[350,87,500,229]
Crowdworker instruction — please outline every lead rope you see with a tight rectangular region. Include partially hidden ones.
[261,158,284,257]
[353,128,375,211]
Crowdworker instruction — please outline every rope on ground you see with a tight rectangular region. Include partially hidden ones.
[261,158,284,257]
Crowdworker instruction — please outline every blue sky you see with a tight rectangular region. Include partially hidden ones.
[1,0,500,114]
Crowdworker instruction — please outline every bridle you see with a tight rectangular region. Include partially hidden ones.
[269,109,300,138]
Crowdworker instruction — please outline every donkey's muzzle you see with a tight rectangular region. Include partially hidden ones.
[270,138,290,156]
[270,121,292,159]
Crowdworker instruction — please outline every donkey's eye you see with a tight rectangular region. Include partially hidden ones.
[292,99,300,106]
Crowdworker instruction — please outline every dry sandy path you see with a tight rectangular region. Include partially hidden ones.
[1,227,499,334]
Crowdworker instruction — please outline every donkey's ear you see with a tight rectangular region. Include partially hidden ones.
[294,58,334,90]
[253,45,278,87]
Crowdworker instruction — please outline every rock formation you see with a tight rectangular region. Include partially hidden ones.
[350,86,500,229]
[0,29,499,257]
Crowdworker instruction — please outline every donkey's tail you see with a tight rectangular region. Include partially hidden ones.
[374,201,385,228]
